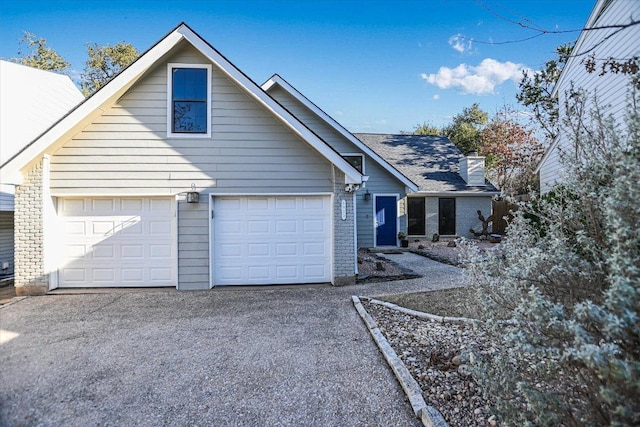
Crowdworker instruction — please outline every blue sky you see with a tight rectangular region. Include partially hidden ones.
[0,0,595,133]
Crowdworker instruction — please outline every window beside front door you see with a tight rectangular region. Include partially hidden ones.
[408,197,425,235]
[438,198,456,235]
[167,64,211,137]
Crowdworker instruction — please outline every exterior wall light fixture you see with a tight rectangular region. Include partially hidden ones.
[186,183,200,203]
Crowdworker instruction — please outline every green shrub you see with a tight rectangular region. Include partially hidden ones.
[462,88,640,426]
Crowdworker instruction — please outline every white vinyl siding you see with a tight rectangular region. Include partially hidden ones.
[540,1,639,193]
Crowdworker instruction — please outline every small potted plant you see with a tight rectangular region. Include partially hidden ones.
[397,231,409,248]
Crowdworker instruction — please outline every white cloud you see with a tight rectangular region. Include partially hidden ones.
[422,58,529,95]
[433,94,440,100]
[448,34,472,54]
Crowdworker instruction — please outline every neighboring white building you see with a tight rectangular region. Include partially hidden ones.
[537,0,640,193]
[0,60,84,278]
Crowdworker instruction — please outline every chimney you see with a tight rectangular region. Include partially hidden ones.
[459,154,486,186]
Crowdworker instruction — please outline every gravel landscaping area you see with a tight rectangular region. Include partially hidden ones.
[363,298,499,427]
[408,238,501,267]
[357,249,418,282]
[359,240,505,426]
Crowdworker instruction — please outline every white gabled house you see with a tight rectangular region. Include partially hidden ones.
[537,0,640,193]
[0,60,84,279]
[1,23,366,295]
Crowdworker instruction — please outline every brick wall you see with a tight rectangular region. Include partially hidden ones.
[14,159,48,295]
[333,170,356,286]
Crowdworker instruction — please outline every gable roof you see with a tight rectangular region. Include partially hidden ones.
[0,60,84,166]
[0,23,363,186]
[354,133,498,194]
[262,74,419,192]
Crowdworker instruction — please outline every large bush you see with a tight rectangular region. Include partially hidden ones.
[462,88,639,426]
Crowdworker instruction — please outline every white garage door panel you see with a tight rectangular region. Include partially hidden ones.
[213,196,332,285]
[57,197,176,288]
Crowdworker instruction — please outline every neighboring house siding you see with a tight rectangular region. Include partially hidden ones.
[268,85,406,248]
[0,211,14,277]
[48,42,333,196]
[177,199,209,290]
[0,185,14,211]
[539,153,563,193]
[539,0,639,193]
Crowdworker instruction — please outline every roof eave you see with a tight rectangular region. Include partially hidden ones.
[262,75,417,191]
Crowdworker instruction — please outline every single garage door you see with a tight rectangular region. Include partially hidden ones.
[213,195,332,285]
[57,197,176,287]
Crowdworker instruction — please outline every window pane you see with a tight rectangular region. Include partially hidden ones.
[173,101,207,133]
[408,198,425,235]
[172,68,207,100]
[438,198,456,235]
[344,155,363,173]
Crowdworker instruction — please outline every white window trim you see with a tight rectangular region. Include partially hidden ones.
[342,153,365,175]
[167,63,212,138]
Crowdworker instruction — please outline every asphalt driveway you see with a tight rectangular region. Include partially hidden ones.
[0,257,462,426]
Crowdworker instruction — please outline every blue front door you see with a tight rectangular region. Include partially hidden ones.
[375,196,397,246]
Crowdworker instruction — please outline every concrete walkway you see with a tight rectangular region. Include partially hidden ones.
[0,259,463,426]
[374,251,465,292]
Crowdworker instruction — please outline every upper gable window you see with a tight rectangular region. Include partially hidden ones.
[343,154,365,174]
[167,63,211,138]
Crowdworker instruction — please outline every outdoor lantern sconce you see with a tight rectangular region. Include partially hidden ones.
[364,189,371,202]
[186,183,200,203]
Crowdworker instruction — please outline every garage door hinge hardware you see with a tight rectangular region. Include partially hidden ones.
[211,210,214,218]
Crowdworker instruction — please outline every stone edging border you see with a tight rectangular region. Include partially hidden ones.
[367,298,478,325]
[351,295,450,427]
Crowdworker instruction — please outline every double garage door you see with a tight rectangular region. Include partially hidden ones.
[57,195,331,287]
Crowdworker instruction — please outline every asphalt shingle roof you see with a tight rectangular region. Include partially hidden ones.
[354,133,498,193]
